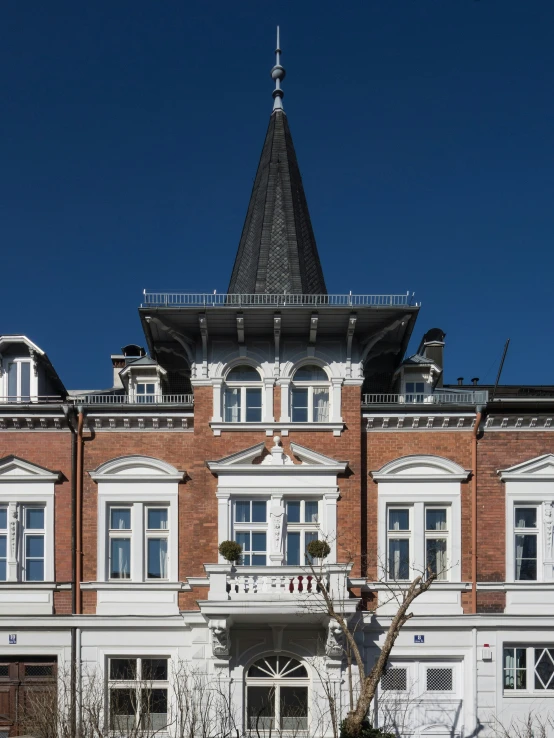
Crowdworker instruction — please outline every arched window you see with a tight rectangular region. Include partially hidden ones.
[246,656,308,732]
[223,366,262,423]
[291,365,330,423]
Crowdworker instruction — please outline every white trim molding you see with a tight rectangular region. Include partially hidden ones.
[90,455,185,482]
[371,455,471,483]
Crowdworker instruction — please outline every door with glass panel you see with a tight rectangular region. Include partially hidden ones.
[246,656,308,733]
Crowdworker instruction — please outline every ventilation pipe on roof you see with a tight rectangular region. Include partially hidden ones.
[457,377,464,386]
[471,377,480,386]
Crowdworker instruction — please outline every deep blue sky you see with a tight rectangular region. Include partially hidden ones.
[2,1,553,390]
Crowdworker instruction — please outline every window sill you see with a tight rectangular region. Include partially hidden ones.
[81,581,192,591]
[366,581,471,591]
[210,421,345,437]
[479,582,554,590]
[0,582,69,589]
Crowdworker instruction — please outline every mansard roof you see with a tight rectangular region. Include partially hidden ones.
[227,109,327,296]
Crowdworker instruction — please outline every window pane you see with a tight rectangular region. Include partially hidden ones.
[110,658,137,680]
[110,689,136,731]
[416,383,424,393]
[313,388,329,422]
[252,532,267,552]
[137,384,145,394]
[26,559,44,581]
[147,539,168,579]
[515,534,537,580]
[426,539,448,580]
[111,509,131,530]
[406,383,414,392]
[535,649,554,690]
[227,366,260,381]
[304,500,319,523]
[388,539,410,580]
[252,501,266,523]
[140,688,168,731]
[236,532,250,550]
[287,532,300,565]
[7,364,17,398]
[235,501,250,523]
[291,388,308,422]
[287,501,301,523]
[245,388,262,422]
[0,537,6,558]
[142,658,168,681]
[110,538,131,579]
[294,365,327,381]
[281,686,308,730]
[252,553,266,565]
[0,509,7,530]
[147,508,168,530]
[20,363,31,400]
[224,387,241,422]
[146,384,155,394]
[248,687,275,730]
[515,508,537,528]
[26,535,44,558]
[26,508,44,529]
[426,509,447,531]
[388,509,409,531]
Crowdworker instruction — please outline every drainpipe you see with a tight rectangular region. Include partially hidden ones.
[471,406,484,614]
[76,409,84,614]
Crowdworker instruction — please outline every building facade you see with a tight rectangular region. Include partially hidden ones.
[1,40,554,738]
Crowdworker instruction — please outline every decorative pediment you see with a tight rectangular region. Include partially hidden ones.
[371,455,470,483]
[499,454,554,481]
[90,455,185,482]
[0,456,60,482]
[207,436,347,475]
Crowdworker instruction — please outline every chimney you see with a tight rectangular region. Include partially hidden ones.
[471,377,479,386]
[111,345,146,389]
[457,377,464,386]
[111,355,125,388]
[419,328,446,388]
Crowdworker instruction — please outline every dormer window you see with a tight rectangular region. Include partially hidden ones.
[136,383,156,404]
[405,381,425,403]
[291,365,329,422]
[223,366,262,423]
[7,360,31,402]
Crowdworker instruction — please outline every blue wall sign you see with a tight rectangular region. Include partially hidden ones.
[8,635,16,645]
[414,635,424,643]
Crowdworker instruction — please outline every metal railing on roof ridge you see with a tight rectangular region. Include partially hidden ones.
[0,396,64,404]
[72,394,194,406]
[362,391,488,406]
[141,291,416,308]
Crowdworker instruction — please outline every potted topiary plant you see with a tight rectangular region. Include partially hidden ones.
[218,540,243,565]
[306,539,331,561]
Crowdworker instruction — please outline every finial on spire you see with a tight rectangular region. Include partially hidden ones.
[271,26,286,112]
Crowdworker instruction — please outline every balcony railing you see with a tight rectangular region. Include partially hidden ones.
[0,396,63,404]
[362,391,488,406]
[205,564,350,601]
[72,394,194,406]
[142,291,415,308]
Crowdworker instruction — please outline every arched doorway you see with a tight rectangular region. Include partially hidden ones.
[246,655,309,732]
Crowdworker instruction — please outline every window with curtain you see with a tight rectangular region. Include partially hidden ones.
[146,507,169,579]
[6,361,31,402]
[425,507,448,580]
[291,365,330,423]
[514,506,538,581]
[233,500,268,565]
[109,657,168,732]
[388,508,411,580]
[24,507,45,581]
[109,508,131,580]
[223,366,262,422]
[503,646,554,693]
[285,500,320,565]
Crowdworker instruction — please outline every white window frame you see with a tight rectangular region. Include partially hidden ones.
[502,645,554,694]
[223,367,263,423]
[232,499,269,566]
[285,499,320,566]
[386,506,412,581]
[22,505,46,582]
[108,655,170,732]
[290,366,331,423]
[403,380,427,403]
[91,456,181,584]
[374,456,467,584]
[0,458,56,583]
[2,358,37,402]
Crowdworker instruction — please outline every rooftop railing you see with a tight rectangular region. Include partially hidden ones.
[0,396,64,404]
[72,394,194,406]
[362,391,488,406]
[141,291,415,308]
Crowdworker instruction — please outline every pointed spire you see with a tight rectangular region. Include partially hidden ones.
[227,29,327,296]
[271,26,285,112]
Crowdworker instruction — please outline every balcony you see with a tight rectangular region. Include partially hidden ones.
[72,394,194,406]
[362,391,488,407]
[142,291,415,308]
[201,564,355,618]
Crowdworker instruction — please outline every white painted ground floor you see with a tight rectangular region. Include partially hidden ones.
[0,614,553,737]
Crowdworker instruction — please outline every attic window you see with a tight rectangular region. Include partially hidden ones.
[405,382,425,403]
[7,360,31,402]
[136,383,156,404]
